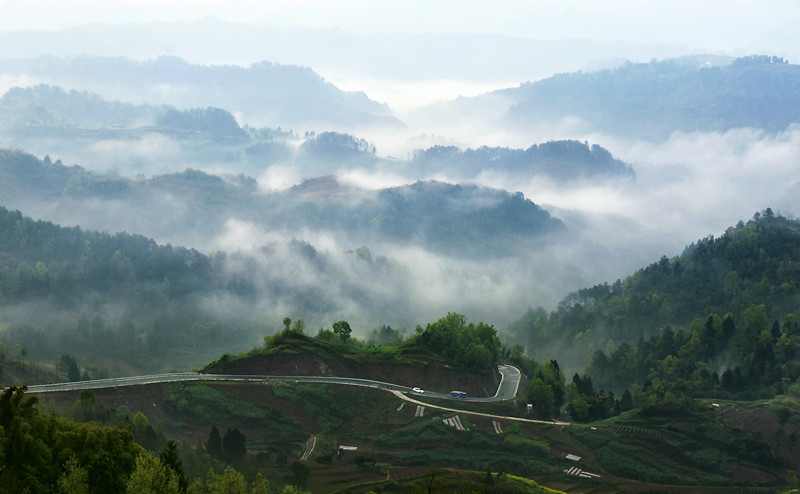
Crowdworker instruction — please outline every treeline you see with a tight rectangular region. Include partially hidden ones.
[411,140,635,182]
[555,303,800,422]
[503,210,800,421]
[256,312,503,374]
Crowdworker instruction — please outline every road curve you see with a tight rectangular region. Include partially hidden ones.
[390,391,570,426]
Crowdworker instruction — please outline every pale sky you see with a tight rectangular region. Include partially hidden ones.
[1,0,798,56]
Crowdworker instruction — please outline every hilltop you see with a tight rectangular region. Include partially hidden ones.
[203,312,505,395]
[202,330,501,398]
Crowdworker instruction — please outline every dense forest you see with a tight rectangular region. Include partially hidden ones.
[0,199,518,380]
[505,210,800,419]
[0,203,248,377]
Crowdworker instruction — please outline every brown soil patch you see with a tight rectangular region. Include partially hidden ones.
[38,382,174,423]
[722,402,800,475]
[306,463,387,494]
[723,404,781,441]
[222,382,321,433]
[388,466,430,481]
[206,353,500,397]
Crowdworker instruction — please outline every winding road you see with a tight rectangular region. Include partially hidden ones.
[24,365,521,402]
[22,364,568,425]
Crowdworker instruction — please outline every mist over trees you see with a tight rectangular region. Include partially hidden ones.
[0,203,427,373]
[410,140,635,183]
[0,149,565,257]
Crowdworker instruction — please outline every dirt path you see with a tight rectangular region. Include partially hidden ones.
[301,434,316,460]
[391,390,571,426]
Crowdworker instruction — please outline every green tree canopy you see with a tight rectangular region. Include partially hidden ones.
[411,312,501,371]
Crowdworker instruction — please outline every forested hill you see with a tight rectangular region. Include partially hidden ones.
[509,210,800,375]
[503,55,800,139]
[0,85,249,139]
[0,84,165,128]
[0,205,214,304]
[276,178,564,257]
[0,203,245,376]
[0,149,564,258]
[408,140,635,184]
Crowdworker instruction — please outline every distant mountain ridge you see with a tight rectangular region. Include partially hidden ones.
[0,85,636,185]
[449,55,800,140]
[0,55,403,131]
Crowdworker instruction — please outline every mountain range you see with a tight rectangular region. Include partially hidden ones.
[428,55,800,140]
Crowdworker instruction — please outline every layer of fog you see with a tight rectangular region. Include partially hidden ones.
[310,125,800,298]
[200,219,622,336]
[199,121,800,337]
[138,131,800,331]
[9,124,800,334]
[3,77,800,342]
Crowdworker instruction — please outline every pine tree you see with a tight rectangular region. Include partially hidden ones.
[222,428,246,462]
[159,440,188,492]
[206,425,222,459]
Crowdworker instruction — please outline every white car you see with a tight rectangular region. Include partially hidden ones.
[412,387,424,393]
